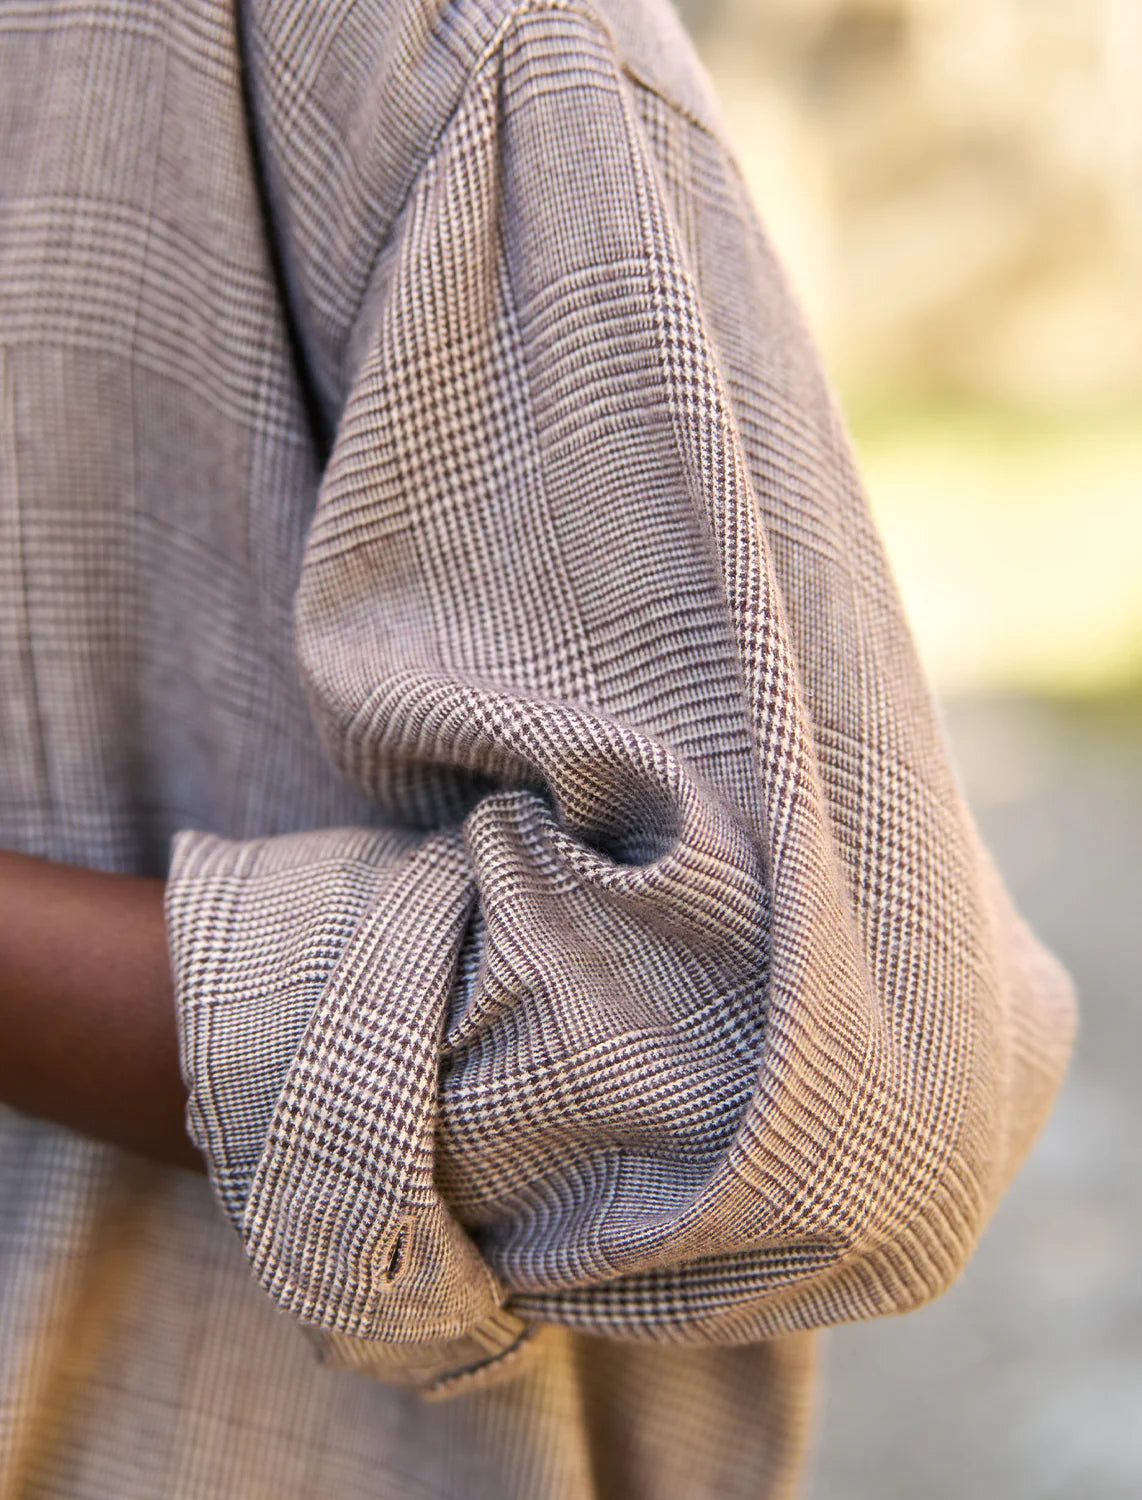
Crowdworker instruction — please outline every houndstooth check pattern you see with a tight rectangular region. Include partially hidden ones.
[0,0,1074,1495]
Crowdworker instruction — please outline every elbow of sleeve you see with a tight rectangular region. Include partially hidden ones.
[749,849,1076,1336]
[477,773,1075,1344]
[821,929,1075,1330]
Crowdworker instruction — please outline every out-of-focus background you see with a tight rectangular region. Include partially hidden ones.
[675,2,1141,1496]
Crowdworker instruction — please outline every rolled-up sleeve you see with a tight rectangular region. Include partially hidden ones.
[165,1,1075,1389]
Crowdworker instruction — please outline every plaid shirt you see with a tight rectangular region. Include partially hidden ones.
[0,0,1074,1494]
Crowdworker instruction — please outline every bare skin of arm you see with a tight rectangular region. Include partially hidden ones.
[0,850,201,1170]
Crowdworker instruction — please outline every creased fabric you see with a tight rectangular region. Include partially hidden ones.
[0,0,1074,1495]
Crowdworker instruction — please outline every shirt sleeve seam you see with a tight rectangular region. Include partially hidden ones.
[343,0,705,342]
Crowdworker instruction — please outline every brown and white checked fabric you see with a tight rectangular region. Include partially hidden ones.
[0,0,1075,1495]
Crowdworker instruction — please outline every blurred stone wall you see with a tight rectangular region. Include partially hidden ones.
[682,0,1142,407]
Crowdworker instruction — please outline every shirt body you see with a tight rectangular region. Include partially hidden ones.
[0,0,1074,1496]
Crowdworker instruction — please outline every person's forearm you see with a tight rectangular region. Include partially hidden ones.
[0,850,201,1169]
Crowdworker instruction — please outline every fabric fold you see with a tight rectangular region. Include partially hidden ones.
[165,0,1074,1390]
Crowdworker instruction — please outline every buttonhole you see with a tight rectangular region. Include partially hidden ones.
[382,1222,410,1285]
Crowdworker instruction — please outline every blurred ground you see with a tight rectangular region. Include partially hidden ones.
[810,691,1142,1500]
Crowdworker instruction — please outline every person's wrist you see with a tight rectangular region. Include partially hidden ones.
[0,851,201,1170]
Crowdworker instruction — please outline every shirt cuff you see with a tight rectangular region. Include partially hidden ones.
[165,824,525,1389]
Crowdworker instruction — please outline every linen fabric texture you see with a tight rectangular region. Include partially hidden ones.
[0,0,1074,1495]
